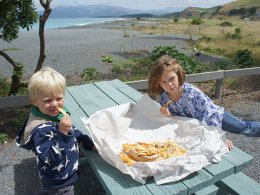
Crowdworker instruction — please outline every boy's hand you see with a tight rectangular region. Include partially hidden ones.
[59,115,72,135]
[92,145,98,152]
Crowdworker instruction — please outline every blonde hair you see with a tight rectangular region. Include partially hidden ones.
[147,55,185,95]
[28,66,66,99]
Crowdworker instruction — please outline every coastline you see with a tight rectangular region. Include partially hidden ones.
[0,18,195,83]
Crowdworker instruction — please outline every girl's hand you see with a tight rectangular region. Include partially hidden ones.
[160,100,172,117]
[226,139,233,151]
[59,115,72,135]
[160,105,171,117]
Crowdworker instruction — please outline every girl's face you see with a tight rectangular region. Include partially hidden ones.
[160,69,180,94]
[31,92,65,116]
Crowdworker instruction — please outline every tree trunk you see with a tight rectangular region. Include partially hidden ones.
[35,0,52,72]
[0,50,27,96]
[8,65,28,96]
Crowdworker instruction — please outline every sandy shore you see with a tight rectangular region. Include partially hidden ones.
[0,19,195,82]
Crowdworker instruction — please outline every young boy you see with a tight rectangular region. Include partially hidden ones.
[16,66,95,195]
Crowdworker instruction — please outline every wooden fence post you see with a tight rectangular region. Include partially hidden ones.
[215,78,223,99]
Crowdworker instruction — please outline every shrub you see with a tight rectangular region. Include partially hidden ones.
[253,41,260,47]
[225,28,241,40]
[214,60,234,70]
[219,21,233,27]
[132,64,148,76]
[151,46,207,74]
[191,18,204,25]
[81,67,101,82]
[101,56,113,63]
[123,31,130,37]
[130,57,153,67]
[111,63,123,74]
[0,133,8,144]
[0,76,10,97]
[233,49,254,68]
[198,35,212,43]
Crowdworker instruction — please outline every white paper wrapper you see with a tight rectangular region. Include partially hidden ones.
[82,94,229,185]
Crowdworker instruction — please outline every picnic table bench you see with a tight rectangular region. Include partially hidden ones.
[65,79,260,195]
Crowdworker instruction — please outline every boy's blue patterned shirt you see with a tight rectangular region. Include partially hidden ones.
[16,121,80,190]
[160,83,224,128]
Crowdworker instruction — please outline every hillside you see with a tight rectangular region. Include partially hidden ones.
[217,0,260,18]
[220,0,260,11]
[164,6,220,18]
[163,0,260,19]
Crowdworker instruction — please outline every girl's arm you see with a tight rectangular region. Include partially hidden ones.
[192,90,223,128]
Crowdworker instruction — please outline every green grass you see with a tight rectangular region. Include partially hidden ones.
[0,133,8,144]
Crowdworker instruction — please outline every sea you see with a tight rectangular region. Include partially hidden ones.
[26,17,124,30]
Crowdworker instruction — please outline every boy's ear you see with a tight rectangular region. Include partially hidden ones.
[29,96,36,106]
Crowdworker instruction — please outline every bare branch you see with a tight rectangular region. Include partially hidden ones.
[40,0,52,9]
[0,50,17,68]
[35,0,52,72]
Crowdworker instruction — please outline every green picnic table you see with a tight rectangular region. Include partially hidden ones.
[65,79,260,195]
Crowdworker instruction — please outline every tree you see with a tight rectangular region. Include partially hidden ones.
[0,0,38,95]
[36,0,52,72]
[0,0,53,95]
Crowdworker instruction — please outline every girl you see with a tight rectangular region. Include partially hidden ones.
[147,55,260,137]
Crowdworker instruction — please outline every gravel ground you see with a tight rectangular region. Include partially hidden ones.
[0,20,259,194]
[224,103,260,184]
[0,28,193,81]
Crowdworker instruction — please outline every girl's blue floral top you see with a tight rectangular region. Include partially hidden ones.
[160,83,224,128]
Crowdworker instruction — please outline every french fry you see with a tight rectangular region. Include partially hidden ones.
[162,99,173,108]
[119,140,187,166]
[58,107,67,115]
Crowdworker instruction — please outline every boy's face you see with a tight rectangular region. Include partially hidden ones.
[31,92,65,116]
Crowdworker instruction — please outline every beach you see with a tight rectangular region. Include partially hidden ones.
[0,19,259,194]
[0,19,195,83]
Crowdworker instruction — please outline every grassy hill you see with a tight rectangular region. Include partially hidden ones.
[163,0,260,19]
[163,6,221,18]
[220,0,260,11]
[217,0,260,18]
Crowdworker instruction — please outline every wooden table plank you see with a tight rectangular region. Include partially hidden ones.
[89,157,153,195]
[94,81,137,104]
[67,84,117,117]
[216,172,260,194]
[203,158,234,183]
[109,79,143,102]
[192,184,219,195]
[181,169,214,194]
[145,178,188,195]
[221,147,253,173]
[64,90,90,136]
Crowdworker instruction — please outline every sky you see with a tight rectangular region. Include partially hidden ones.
[34,0,237,10]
